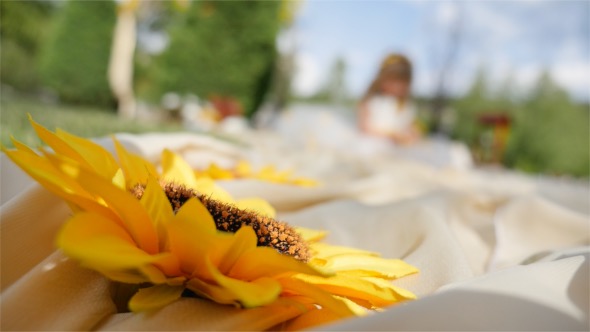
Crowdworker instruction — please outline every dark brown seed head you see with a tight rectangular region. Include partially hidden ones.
[132,183,310,262]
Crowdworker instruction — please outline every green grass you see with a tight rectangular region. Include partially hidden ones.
[1,95,184,148]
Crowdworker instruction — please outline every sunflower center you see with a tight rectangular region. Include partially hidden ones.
[131,182,310,262]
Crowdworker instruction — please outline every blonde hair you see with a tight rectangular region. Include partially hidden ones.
[363,54,412,101]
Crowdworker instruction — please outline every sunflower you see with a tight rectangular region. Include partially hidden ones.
[3,118,418,330]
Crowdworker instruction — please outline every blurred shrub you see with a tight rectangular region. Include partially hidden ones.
[452,68,516,146]
[306,57,350,105]
[504,73,589,177]
[154,0,280,117]
[39,0,116,108]
[0,0,53,91]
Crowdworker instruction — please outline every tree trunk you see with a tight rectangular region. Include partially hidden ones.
[108,7,137,119]
[428,4,463,134]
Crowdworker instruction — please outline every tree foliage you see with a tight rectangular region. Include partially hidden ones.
[453,68,589,177]
[0,0,53,91]
[504,72,589,177]
[310,57,349,105]
[39,0,116,108]
[154,0,281,117]
[451,67,510,145]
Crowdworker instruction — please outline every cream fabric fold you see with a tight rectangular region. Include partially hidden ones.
[1,251,116,331]
[1,185,70,290]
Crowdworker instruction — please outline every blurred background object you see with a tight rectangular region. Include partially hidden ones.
[1,0,588,177]
[358,53,422,145]
[0,0,53,93]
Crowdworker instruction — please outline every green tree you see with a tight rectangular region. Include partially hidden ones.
[154,0,281,117]
[0,0,53,91]
[310,57,349,105]
[504,72,589,176]
[40,0,116,108]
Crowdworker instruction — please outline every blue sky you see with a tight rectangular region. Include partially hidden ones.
[289,0,589,101]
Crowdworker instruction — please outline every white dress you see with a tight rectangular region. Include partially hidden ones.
[365,95,416,136]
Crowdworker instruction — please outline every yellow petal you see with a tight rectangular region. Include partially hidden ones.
[72,165,159,254]
[322,255,419,279]
[362,277,417,300]
[111,168,126,190]
[167,198,216,276]
[140,176,175,251]
[186,277,243,305]
[294,274,413,308]
[151,254,183,279]
[164,276,187,286]
[310,242,379,260]
[276,169,295,182]
[295,227,327,243]
[100,269,153,284]
[113,137,158,187]
[59,210,134,245]
[29,116,90,168]
[59,211,179,283]
[161,149,199,189]
[128,284,184,312]
[205,256,282,308]
[58,212,161,272]
[195,177,234,202]
[235,198,276,218]
[175,197,216,234]
[55,128,119,178]
[135,264,168,284]
[278,278,355,318]
[229,247,326,281]
[235,160,252,177]
[257,165,279,180]
[215,226,257,274]
[10,136,38,154]
[334,296,369,316]
[2,147,116,218]
[205,163,235,180]
[3,147,89,198]
[292,178,319,187]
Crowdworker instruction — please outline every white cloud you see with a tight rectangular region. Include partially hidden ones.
[291,52,322,97]
[436,2,459,27]
[514,64,542,92]
[413,68,437,97]
[419,1,589,100]
[552,61,590,101]
[342,50,379,97]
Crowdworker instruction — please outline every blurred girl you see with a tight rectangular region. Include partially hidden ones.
[358,54,421,145]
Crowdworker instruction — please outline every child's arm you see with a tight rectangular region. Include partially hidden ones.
[357,100,371,133]
[389,123,421,145]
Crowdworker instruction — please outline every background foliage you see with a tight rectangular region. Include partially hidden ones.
[153,0,281,117]
[504,73,589,177]
[0,0,53,91]
[39,0,116,108]
[452,69,589,177]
